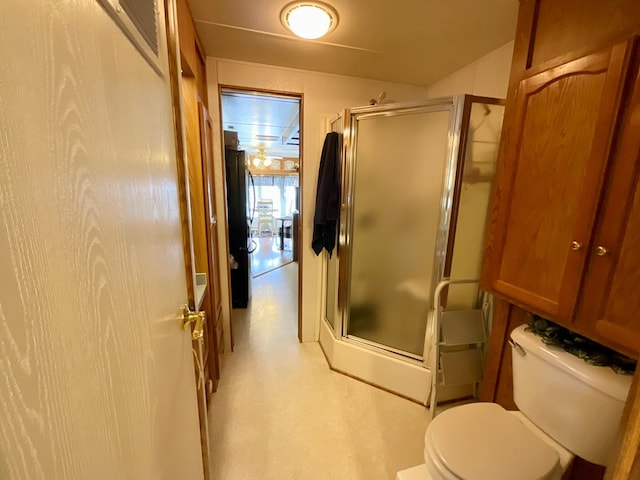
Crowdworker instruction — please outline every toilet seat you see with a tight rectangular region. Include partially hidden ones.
[425,403,561,480]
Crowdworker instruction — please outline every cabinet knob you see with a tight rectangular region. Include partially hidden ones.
[570,241,583,251]
[595,246,609,256]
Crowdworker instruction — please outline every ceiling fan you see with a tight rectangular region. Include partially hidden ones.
[251,146,282,168]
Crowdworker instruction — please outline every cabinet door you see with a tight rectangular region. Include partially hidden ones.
[199,101,224,381]
[486,40,633,319]
[200,104,222,318]
[580,56,640,353]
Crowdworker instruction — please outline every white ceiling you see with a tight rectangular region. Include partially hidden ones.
[188,0,519,87]
[199,1,518,161]
[220,90,300,158]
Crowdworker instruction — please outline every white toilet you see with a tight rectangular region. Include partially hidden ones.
[397,324,632,480]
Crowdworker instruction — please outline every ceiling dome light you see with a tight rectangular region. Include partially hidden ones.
[281,2,338,40]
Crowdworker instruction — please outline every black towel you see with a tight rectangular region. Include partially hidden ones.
[312,132,341,257]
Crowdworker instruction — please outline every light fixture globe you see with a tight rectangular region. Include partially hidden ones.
[252,147,276,169]
[281,1,338,40]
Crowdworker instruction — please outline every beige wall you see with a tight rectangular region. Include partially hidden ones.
[206,58,428,343]
[427,41,514,99]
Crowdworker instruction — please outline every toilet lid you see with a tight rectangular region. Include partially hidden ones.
[427,403,559,480]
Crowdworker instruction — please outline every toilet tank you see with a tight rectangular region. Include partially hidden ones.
[510,324,632,466]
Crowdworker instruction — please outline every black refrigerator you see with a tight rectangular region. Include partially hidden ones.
[224,147,251,308]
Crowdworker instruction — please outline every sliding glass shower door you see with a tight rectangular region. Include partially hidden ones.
[345,103,459,357]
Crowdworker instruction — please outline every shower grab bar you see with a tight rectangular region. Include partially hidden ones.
[427,278,483,419]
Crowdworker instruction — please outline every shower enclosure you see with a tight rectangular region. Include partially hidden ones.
[320,96,505,402]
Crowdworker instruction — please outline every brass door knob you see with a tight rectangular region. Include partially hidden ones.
[181,305,205,340]
[595,246,609,256]
[570,241,583,251]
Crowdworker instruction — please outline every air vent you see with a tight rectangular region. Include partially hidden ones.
[119,0,159,54]
[98,0,161,75]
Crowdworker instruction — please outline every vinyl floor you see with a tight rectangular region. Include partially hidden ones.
[207,263,430,479]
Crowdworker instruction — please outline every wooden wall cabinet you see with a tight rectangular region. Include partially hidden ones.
[475,1,640,478]
[483,35,640,355]
[578,61,640,353]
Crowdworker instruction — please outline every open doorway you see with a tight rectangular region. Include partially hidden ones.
[220,87,301,316]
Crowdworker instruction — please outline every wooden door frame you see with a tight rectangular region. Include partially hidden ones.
[163,0,210,478]
[164,0,197,307]
[198,101,223,383]
[217,85,304,343]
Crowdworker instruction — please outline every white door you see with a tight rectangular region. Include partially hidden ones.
[0,1,204,479]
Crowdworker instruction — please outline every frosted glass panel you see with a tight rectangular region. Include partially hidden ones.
[447,102,505,309]
[326,250,338,328]
[347,109,452,355]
